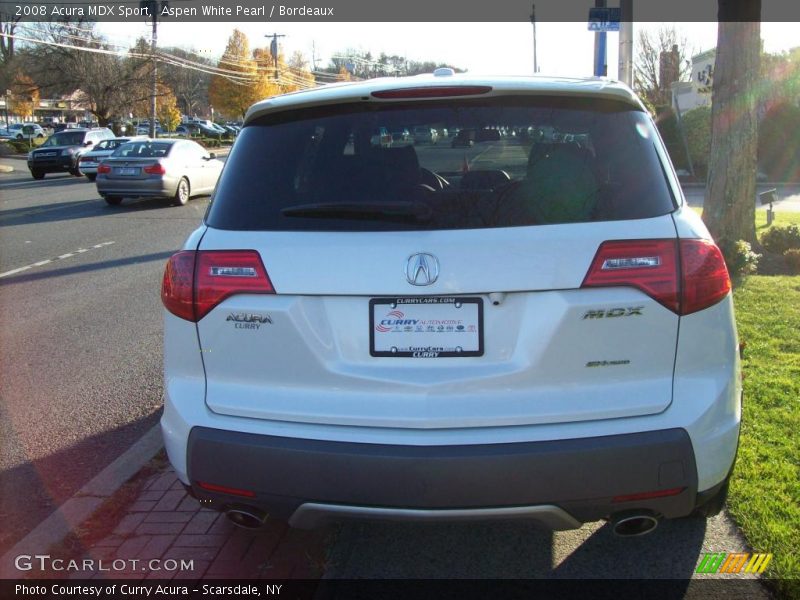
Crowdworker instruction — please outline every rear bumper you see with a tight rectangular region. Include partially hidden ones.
[185,426,698,527]
[96,176,177,198]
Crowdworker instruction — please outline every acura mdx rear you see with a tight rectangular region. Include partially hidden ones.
[161,74,740,533]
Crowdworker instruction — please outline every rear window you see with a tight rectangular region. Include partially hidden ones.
[206,96,676,232]
[111,141,173,158]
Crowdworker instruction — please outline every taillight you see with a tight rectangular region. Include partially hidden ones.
[144,163,166,175]
[371,85,492,99]
[97,163,111,174]
[582,240,680,313]
[79,156,92,162]
[679,239,731,315]
[582,239,731,316]
[161,250,274,322]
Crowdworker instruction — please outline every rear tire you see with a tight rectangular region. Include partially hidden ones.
[174,177,190,206]
[86,174,97,182]
[104,196,123,206]
[70,167,82,177]
[31,170,45,180]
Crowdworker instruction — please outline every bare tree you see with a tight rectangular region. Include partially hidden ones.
[159,47,211,117]
[24,20,151,125]
[634,26,693,109]
[0,12,20,65]
[703,1,761,246]
[0,11,22,117]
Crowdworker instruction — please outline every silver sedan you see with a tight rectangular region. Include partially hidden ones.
[95,139,223,206]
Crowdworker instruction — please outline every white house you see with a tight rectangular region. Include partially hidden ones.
[671,48,715,115]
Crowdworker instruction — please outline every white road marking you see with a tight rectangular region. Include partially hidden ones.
[0,265,32,277]
[0,241,115,279]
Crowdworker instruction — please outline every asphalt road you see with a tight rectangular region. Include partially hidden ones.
[0,159,210,555]
[0,153,774,593]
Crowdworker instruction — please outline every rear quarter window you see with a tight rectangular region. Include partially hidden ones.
[206,96,677,232]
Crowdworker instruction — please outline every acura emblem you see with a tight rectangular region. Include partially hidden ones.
[406,253,439,286]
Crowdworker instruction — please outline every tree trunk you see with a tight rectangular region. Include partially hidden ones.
[703,2,761,246]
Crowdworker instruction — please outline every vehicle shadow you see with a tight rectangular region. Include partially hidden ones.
[0,174,91,192]
[0,412,161,558]
[0,195,209,228]
[0,251,175,286]
[324,516,706,580]
[320,515,773,599]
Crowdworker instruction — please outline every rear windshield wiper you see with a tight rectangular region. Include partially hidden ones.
[281,201,432,222]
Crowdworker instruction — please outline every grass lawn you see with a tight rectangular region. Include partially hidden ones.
[755,210,800,231]
[689,206,800,231]
[730,275,800,595]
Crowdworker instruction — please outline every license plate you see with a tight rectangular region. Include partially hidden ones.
[116,167,139,176]
[370,297,483,358]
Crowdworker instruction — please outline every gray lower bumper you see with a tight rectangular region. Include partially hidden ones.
[96,177,176,198]
[187,427,698,527]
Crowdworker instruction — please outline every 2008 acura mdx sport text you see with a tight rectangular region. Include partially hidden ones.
[160,70,740,536]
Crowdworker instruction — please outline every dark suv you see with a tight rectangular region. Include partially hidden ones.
[27,128,115,179]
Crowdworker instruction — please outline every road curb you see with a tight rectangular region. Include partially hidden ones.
[0,424,163,579]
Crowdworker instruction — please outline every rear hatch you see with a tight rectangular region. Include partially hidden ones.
[100,140,171,180]
[194,92,682,429]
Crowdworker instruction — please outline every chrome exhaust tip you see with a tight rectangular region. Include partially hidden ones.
[225,506,268,530]
[611,511,660,537]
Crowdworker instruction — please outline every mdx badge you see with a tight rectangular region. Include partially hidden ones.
[583,307,644,319]
[406,253,439,286]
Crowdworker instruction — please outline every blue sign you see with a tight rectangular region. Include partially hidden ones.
[588,7,621,31]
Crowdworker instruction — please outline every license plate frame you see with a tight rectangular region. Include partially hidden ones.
[116,167,139,176]
[369,297,484,358]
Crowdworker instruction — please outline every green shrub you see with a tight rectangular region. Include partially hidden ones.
[6,139,36,153]
[654,106,685,171]
[721,240,760,279]
[760,224,800,254]
[681,106,711,179]
[758,102,800,182]
[784,248,800,274]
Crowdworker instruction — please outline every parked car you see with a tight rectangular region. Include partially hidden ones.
[77,136,146,181]
[160,73,739,534]
[391,128,411,142]
[27,128,115,179]
[451,128,475,148]
[136,125,164,136]
[5,123,46,139]
[413,126,439,144]
[182,121,224,139]
[370,127,392,148]
[96,138,223,206]
[174,125,195,137]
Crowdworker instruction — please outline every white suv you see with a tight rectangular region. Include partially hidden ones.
[161,73,740,536]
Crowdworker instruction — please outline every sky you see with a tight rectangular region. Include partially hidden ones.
[96,21,799,79]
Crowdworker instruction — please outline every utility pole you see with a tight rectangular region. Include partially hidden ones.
[265,33,286,80]
[593,0,607,77]
[311,41,318,71]
[618,0,633,86]
[140,0,168,138]
[532,5,538,74]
